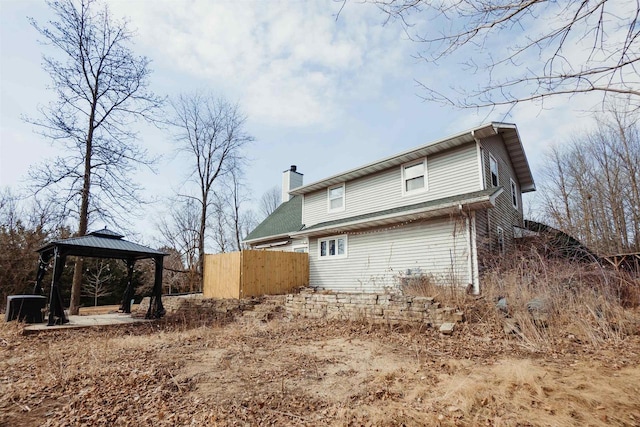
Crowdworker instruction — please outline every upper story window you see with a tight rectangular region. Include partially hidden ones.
[327,184,345,213]
[489,154,499,187]
[402,159,427,195]
[319,235,347,259]
[510,178,518,209]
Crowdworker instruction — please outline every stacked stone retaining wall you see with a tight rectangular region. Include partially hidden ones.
[135,293,257,320]
[284,288,464,327]
[137,289,464,329]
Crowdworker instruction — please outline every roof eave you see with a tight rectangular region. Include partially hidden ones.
[494,124,536,193]
[291,193,497,238]
[290,127,480,196]
[242,232,293,246]
[289,121,535,196]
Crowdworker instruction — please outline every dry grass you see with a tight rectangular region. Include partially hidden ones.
[2,252,640,426]
[2,307,640,426]
[404,247,640,350]
[481,248,640,349]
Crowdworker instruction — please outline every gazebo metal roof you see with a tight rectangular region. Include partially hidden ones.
[38,227,167,260]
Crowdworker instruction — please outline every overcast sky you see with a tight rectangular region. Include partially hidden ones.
[0,0,605,245]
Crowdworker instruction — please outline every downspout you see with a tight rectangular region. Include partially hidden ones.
[458,205,476,293]
[472,133,485,191]
[470,211,480,294]
[458,205,475,289]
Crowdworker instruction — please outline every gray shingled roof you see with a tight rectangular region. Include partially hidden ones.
[38,228,166,260]
[244,196,304,242]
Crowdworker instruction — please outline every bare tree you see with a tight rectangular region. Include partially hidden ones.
[210,191,232,254]
[541,107,640,254]
[170,93,253,284]
[238,209,259,249]
[27,0,163,314]
[158,197,201,291]
[366,1,640,110]
[259,185,281,219]
[160,247,189,294]
[82,260,114,306]
[0,190,72,309]
[216,163,258,252]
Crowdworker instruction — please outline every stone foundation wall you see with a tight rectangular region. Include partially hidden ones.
[284,289,464,327]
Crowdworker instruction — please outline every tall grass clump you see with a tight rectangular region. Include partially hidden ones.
[401,245,639,348]
[480,246,639,348]
[401,272,469,308]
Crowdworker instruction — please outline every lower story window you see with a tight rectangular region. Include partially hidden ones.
[319,235,347,258]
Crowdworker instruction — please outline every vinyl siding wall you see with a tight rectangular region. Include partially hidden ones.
[303,143,480,227]
[479,134,525,257]
[308,216,471,293]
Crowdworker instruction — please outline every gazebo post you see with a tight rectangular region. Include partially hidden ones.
[47,247,68,326]
[146,255,165,319]
[33,252,52,295]
[119,259,136,313]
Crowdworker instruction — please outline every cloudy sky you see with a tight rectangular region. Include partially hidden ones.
[0,0,607,244]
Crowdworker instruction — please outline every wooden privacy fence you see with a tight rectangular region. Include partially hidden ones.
[203,250,309,299]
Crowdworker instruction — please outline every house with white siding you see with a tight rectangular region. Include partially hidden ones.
[244,122,535,293]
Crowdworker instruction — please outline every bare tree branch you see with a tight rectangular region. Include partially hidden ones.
[259,186,281,219]
[367,0,640,110]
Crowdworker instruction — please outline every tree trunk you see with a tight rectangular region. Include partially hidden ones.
[198,199,207,291]
[70,122,94,314]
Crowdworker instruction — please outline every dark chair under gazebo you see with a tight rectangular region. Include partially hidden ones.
[34,228,167,326]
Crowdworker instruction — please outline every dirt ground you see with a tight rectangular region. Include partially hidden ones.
[1,311,640,426]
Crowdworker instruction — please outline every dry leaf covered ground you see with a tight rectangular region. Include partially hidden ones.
[2,308,640,427]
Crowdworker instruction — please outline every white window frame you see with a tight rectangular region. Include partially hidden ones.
[510,178,518,209]
[327,183,345,213]
[318,235,348,259]
[401,158,428,196]
[497,226,505,255]
[489,154,499,187]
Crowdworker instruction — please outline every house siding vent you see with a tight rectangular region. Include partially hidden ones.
[282,165,304,204]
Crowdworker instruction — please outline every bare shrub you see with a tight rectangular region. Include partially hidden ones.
[399,245,639,348]
[481,247,639,348]
[401,273,469,308]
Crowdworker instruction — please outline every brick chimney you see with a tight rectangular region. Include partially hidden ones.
[282,165,303,204]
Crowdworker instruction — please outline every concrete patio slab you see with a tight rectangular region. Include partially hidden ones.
[22,312,151,334]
